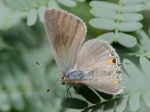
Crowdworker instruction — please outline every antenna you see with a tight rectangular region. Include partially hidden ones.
[35,61,61,76]
[46,83,66,99]
[35,61,66,98]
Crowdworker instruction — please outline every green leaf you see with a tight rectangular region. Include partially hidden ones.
[121,70,137,93]
[122,0,143,4]
[145,1,150,10]
[38,5,46,22]
[0,2,22,30]
[7,0,28,10]
[25,92,43,107]
[90,1,118,11]
[136,30,150,51]
[118,22,142,32]
[57,0,76,7]
[10,91,25,111]
[116,96,128,112]
[82,107,92,112]
[61,98,88,109]
[123,59,150,91]
[96,91,113,100]
[140,57,150,81]
[122,58,150,111]
[103,100,115,112]
[76,0,85,2]
[27,9,37,26]
[74,86,100,104]
[128,30,150,57]
[90,8,116,20]
[48,1,59,8]
[24,0,37,9]
[143,91,150,108]
[89,19,116,30]
[118,32,137,47]
[89,1,143,48]
[129,93,140,111]
[120,13,143,22]
[91,104,102,112]
[121,4,144,12]
[0,92,11,111]
[96,32,114,44]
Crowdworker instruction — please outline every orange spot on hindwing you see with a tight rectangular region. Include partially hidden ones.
[108,58,116,64]
[113,80,119,85]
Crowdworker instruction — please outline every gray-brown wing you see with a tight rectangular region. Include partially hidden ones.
[76,39,120,73]
[75,39,123,94]
[81,69,123,94]
[60,69,123,94]
[44,9,86,73]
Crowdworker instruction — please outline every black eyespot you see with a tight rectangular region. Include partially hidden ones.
[112,58,116,63]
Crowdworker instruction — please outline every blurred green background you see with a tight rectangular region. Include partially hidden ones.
[0,0,150,112]
[0,0,94,112]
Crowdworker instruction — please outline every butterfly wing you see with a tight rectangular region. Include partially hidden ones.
[75,39,123,94]
[44,9,86,73]
[80,69,123,94]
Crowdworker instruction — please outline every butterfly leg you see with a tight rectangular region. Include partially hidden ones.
[66,85,72,98]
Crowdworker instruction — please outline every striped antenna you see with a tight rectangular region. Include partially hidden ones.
[35,61,61,76]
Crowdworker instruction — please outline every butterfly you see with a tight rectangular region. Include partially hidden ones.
[44,9,123,95]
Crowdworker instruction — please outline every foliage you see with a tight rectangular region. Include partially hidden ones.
[0,0,150,112]
[6,0,85,26]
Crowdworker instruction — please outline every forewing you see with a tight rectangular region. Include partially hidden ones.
[75,39,123,94]
[44,9,86,73]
